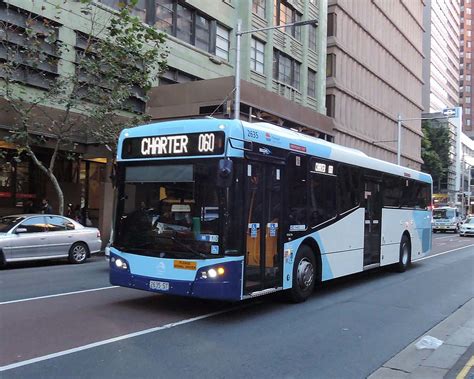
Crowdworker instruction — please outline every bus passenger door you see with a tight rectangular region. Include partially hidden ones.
[244,161,283,294]
[363,179,382,266]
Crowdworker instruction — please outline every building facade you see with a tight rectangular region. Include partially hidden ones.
[149,0,334,139]
[460,0,474,138]
[422,0,461,113]
[326,0,425,169]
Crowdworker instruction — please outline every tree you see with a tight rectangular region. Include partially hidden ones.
[0,0,167,214]
[421,120,451,191]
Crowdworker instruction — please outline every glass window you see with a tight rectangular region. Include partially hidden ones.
[45,216,72,231]
[0,216,24,233]
[401,180,417,208]
[337,164,360,213]
[100,0,147,22]
[327,13,336,37]
[250,38,265,74]
[176,4,193,44]
[216,25,230,60]
[293,12,302,41]
[252,0,266,18]
[383,175,401,207]
[195,15,210,51]
[309,158,337,226]
[326,53,336,77]
[115,161,226,257]
[274,50,300,89]
[288,155,307,228]
[19,216,47,233]
[274,0,301,41]
[155,0,174,34]
[307,69,316,97]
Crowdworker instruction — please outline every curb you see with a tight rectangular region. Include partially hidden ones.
[368,298,474,378]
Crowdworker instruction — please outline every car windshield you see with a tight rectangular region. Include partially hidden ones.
[0,216,25,232]
[114,161,223,258]
[465,218,474,225]
[433,209,455,219]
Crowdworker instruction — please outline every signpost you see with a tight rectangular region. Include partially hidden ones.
[442,108,457,118]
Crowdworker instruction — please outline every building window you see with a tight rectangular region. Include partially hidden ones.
[195,15,210,51]
[0,3,60,89]
[216,25,230,60]
[467,85,472,93]
[273,50,301,89]
[326,94,335,117]
[327,13,337,37]
[159,67,201,84]
[308,25,317,51]
[176,4,193,44]
[467,119,472,126]
[466,97,472,103]
[307,69,316,98]
[465,108,471,115]
[250,38,265,74]
[252,0,265,18]
[154,1,230,60]
[326,53,336,77]
[99,0,147,22]
[274,0,303,41]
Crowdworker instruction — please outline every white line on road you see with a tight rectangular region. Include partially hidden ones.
[413,244,474,262]
[0,308,233,372]
[0,286,118,306]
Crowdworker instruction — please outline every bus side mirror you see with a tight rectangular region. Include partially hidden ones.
[216,159,233,188]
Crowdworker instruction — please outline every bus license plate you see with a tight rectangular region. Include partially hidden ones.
[149,280,169,291]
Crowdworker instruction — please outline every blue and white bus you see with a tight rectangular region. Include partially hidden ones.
[110,118,432,302]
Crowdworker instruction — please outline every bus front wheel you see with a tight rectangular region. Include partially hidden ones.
[287,245,316,303]
[396,235,411,273]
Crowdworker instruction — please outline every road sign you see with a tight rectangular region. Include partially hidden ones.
[442,108,457,117]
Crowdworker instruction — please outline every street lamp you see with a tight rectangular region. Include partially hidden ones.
[234,18,318,119]
[395,114,449,166]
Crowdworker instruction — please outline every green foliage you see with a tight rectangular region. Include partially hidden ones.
[0,0,168,213]
[421,121,451,189]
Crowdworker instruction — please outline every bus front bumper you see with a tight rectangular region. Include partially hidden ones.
[109,252,243,301]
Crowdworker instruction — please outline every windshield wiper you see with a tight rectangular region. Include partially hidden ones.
[155,235,209,259]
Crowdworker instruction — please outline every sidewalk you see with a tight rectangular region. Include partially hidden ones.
[369,298,474,379]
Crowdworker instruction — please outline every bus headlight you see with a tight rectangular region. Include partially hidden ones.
[113,257,128,270]
[200,266,225,279]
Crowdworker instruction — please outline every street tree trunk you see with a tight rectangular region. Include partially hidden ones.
[27,147,64,215]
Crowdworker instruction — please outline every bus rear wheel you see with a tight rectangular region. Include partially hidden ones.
[396,235,411,273]
[287,245,316,303]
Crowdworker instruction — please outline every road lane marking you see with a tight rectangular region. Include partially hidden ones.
[456,355,474,379]
[414,244,474,262]
[0,308,234,372]
[0,286,118,306]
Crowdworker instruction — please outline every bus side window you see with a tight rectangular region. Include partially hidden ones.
[337,164,360,214]
[288,155,307,227]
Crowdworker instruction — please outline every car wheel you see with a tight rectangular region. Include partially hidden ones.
[68,242,89,264]
[396,235,411,273]
[287,245,316,303]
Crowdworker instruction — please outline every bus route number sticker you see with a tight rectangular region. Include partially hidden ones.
[249,223,260,238]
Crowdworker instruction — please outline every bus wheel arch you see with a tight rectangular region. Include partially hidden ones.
[287,239,321,303]
[396,232,411,273]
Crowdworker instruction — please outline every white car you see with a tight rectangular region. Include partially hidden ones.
[459,217,474,237]
[0,214,102,266]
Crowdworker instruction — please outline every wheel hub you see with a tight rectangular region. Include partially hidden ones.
[297,258,314,290]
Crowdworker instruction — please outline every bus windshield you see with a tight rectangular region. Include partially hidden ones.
[433,209,455,219]
[114,161,223,258]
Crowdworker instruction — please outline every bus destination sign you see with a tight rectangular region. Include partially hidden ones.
[121,131,225,159]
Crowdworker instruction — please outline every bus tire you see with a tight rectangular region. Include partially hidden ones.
[287,245,316,303]
[396,235,411,273]
[68,242,89,264]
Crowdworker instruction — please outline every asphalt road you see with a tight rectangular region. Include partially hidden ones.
[0,233,473,378]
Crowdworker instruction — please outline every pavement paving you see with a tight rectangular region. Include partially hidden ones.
[369,298,474,378]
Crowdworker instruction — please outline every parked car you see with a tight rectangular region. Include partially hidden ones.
[459,217,474,237]
[0,214,102,266]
